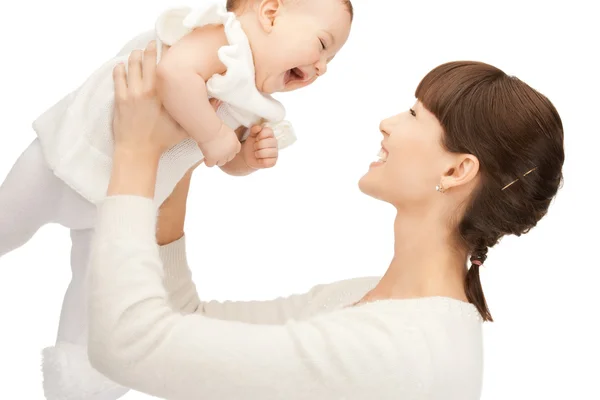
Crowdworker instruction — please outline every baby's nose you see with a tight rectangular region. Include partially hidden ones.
[315,59,328,76]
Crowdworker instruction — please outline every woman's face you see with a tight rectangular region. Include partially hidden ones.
[359,100,456,208]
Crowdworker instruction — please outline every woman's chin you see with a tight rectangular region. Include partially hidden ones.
[359,166,395,204]
[358,172,379,198]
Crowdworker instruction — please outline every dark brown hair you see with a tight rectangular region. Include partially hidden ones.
[415,61,564,321]
[227,0,354,20]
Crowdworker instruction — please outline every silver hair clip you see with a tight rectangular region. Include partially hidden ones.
[501,167,538,191]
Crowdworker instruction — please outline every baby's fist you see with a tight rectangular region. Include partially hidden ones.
[242,125,278,169]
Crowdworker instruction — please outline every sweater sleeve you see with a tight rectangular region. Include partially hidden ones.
[159,236,327,323]
[88,196,431,400]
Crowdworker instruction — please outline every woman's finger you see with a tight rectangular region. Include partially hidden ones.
[143,41,157,93]
[127,49,143,91]
[113,63,128,101]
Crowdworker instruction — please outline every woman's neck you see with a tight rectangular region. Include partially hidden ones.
[363,209,468,303]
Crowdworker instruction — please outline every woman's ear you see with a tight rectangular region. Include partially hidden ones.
[440,154,480,191]
[257,0,283,32]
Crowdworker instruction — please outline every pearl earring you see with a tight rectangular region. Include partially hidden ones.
[436,184,445,193]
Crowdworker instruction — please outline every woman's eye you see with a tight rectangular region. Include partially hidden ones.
[410,108,416,116]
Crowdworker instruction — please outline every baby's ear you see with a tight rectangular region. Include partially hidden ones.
[257,0,283,32]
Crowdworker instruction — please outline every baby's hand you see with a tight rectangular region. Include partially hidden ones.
[242,124,278,169]
[200,124,241,167]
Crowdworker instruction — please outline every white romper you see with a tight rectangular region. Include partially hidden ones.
[32,3,296,207]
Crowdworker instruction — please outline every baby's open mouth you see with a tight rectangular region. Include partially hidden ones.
[285,68,307,84]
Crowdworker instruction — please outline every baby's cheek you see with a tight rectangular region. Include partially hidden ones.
[288,46,319,68]
[308,48,322,64]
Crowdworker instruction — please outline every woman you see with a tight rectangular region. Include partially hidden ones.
[88,42,564,399]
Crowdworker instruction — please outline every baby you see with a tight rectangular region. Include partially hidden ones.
[0,0,353,399]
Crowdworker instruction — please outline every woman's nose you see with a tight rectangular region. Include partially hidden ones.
[379,119,392,136]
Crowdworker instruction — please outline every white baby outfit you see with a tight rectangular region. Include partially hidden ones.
[0,3,296,400]
[34,3,295,207]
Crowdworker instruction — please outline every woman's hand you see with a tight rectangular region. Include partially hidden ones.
[108,41,187,198]
[112,40,187,159]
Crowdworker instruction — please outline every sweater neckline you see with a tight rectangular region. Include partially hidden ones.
[348,296,483,321]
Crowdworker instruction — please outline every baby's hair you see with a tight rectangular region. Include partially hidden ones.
[226,0,354,20]
[343,0,354,20]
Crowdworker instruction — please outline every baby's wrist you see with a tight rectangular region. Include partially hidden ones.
[241,156,258,172]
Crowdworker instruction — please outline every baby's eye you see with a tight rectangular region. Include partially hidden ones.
[319,39,326,50]
[410,108,416,117]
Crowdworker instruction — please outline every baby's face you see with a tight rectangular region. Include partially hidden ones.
[252,0,352,94]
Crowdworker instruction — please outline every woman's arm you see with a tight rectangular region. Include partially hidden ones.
[157,165,327,322]
[89,196,420,400]
[160,234,331,322]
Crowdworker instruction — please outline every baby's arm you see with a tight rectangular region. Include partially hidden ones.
[156,26,240,166]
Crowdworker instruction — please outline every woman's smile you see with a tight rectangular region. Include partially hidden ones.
[370,143,389,168]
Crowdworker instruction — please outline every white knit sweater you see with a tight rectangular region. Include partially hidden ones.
[88,196,484,400]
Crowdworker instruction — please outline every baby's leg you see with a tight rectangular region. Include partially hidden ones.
[41,188,128,399]
[43,228,129,400]
[0,139,62,258]
[0,140,126,399]
[55,228,92,345]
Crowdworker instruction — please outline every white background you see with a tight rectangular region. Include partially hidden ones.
[0,0,598,399]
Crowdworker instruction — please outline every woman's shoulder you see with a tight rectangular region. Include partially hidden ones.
[307,290,483,359]
[365,296,483,321]
[346,296,483,340]
[298,276,380,314]
[294,294,483,397]
[303,277,482,323]
[321,296,482,393]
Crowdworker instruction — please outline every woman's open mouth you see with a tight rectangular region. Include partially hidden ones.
[370,147,388,168]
